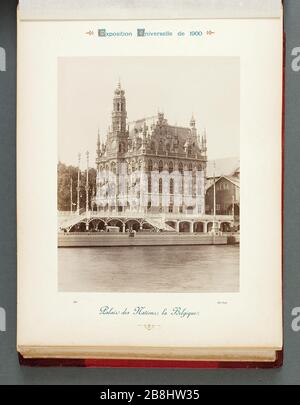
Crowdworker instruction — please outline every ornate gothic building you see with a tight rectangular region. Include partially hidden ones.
[93,82,208,215]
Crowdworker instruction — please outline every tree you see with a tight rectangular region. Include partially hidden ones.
[57,162,97,211]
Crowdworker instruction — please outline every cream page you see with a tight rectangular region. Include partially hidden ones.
[17,15,282,350]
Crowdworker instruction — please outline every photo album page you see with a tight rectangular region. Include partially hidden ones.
[17,0,283,364]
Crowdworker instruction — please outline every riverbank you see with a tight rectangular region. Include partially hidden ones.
[58,232,239,247]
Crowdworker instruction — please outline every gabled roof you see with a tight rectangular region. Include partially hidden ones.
[205,175,240,191]
[224,175,240,187]
[128,114,203,156]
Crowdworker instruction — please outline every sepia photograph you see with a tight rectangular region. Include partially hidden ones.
[57,56,240,293]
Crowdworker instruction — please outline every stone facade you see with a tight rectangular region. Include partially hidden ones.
[94,82,207,215]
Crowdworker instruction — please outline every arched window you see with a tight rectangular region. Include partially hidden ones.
[178,162,184,194]
[158,160,163,173]
[148,176,151,193]
[170,178,174,194]
[168,161,173,173]
[159,178,163,194]
[148,159,153,173]
[188,163,193,171]
[111,162,116,174]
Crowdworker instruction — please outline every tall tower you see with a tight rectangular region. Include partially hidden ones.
[190,114,197,138]
[112,81,127,135]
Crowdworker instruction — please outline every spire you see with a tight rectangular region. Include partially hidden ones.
[158,110,164,123]
[190,113,196,128]
[115,78,122,94]
[97,128,101,147]
[96,129,101,169]
[202,127,207,156]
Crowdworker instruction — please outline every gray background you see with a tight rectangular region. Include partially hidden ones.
[0,0,299,384]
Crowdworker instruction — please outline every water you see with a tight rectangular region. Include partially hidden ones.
[58,245,239,293]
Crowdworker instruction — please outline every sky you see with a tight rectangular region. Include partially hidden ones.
[58,56,240,167]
